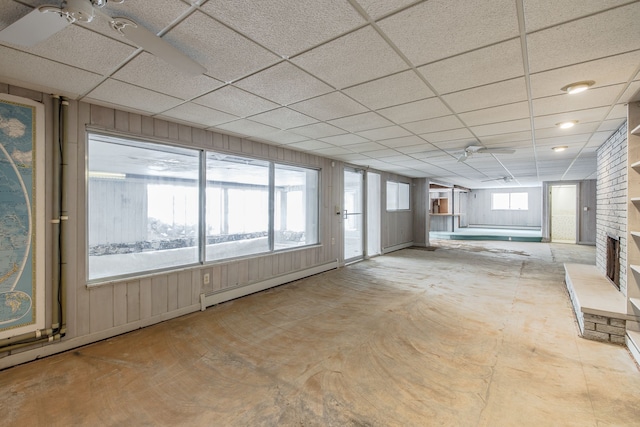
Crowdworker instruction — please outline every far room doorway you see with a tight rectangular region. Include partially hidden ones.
[344,168,364,262]
[551,184,577,243]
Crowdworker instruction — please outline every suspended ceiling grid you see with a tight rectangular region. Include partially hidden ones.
[1,0,639,188]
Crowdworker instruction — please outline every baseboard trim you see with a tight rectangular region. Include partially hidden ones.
[382,242,413,254]
[200,260,339,311]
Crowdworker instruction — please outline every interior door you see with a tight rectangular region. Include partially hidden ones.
[344,168,364,262]
[551,184,577,243]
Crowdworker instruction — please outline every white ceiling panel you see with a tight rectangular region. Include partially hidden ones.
[459,102,530,127]
[0,45,103,98]
[526,3,640,73]
[251,130,309,145]
[112,53,224,101]
[620,80,640,103]
[421,128,475,144]
[200,0,365,57]
[215,119,280,137]
[319,134,370,146]
[357,126,412,141]
[159,103,238,128]
[522,0,633,32]
[532,84,625,116]
[285,140,335,151]
[345,142,389,153]
[533,107,610,129]
[418,39,524,95]
[292,26,408,89]
[289,92,368,121]
[378,0,519,66]
[597,119,627,133]
[353,0,418,19]
[378,98,451,124]
[234,62,333,106]
[328,112,394,133]
[313,146,357,157]
[164,11,279,82]
[290,122,347,139]
[443,78,528,113]
[363,149,402,159]
[194,86,278,117]
[470,119,532,138]
[607,104,630,120]
[529,51,640,99]
[402,115,464,135]
[378,136,427,148]
[343,70,434,110]
[249,108,318,129]
[535,123,600,139]
[85,79,182,114]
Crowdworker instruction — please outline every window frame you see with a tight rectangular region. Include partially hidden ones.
[491,192,529,211]
[386,180,411,212]
[86,131,321,285]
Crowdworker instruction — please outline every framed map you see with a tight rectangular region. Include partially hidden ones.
[0,93,45,340]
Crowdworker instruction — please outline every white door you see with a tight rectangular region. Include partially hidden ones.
[551,185,577,243]
[344,168,364,262]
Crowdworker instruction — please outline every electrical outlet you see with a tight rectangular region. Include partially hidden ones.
[203,273,210,285]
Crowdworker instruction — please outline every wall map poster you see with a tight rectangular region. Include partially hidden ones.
[0,93,45,339]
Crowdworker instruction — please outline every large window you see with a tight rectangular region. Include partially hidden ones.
[386,181,410,211]
[87,134,320,282]
[491,192,528,210]
[87,135,200,281]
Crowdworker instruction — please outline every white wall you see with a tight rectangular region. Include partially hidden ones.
[467,187,542,228]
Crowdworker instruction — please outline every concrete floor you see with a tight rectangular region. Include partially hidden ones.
[2,241,640,426]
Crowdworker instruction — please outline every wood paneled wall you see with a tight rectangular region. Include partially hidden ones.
[467,187,543,227]
[0,83,416,368]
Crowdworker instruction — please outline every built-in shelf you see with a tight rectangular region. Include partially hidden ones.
[631,232,640,238]
[631,198,640,203]
[631,123,640,136]
[632,160,640,169]
[631,298,640,312]
[631,265,640,275]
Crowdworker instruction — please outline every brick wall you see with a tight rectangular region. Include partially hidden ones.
[596,122,628,296]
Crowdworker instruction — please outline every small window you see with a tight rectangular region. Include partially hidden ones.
[491,192,528,210]
[387,181,410,211]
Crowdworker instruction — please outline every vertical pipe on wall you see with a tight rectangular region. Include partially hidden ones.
[51,95,61,330]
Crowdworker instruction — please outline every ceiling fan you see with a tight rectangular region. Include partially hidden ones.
[0,0,206,76]
[481,176,514,183]
[457,145,516,162]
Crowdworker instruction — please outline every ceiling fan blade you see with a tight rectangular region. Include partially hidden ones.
[106,15,206,76]
[0,6,70,46]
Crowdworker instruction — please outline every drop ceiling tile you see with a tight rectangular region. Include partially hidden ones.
[402,115,464,134]
[534,123,599,139]
[319,134,370,146]
[343,70,434,110]
[158,103,238,128]
[459,102,530,127]
[346,142,389,153]
[165,11,279,82]
[328,112,394,132]
[442,78,528,113]
[422,128,475,143]
[532,84,624,116]
[377,136,426,148]
[234,62,333,106]
[251,130,309,145]
[523,0,632,32]
[200,0,365,57]
[0,45,103,98]
[418,39,524,95]
[285,140,334,151]
[529,51,640,99]
[313,146,355,156]
[249,107,318,129]
[607,104,628,120]
[289,92,368,121]
[378,98,451,124]
[215,119,279,138]
[533,106,610,129]
[364,149,400,159]
[0,2,33,30]
[354,0,418,19]
[587,132,616,147]
[112,53,224,101]
[332,153,370,162]
[597,119,626,132]
[378,0,519,65]
[292,26,408,89]
[19,24,135,74]
[194,86,279,117]
[357,126,412,141]
[396,145,440,155]
[85,79,182,114]
[526,3,640,73]
[290,122,346,139]
[470,119,532,137]
[620,80,640,103]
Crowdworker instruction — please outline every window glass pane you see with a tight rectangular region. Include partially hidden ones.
[398,182,410,210]
[491,193,510,210]
[274,164,319,249]
[206,153,270,261]
[510,192,528,210]
[386,181,398,210]
[87,134,200,281]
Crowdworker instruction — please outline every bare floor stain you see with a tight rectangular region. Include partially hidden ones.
[1,241,640,426]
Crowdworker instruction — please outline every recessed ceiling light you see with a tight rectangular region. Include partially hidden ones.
[561,80,595,94]
[557,120,577,129]
[552,146,568,152]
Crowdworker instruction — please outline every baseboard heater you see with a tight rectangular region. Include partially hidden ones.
[199,260,339,311]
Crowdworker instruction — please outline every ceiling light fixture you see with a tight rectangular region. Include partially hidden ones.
[561,80,595,95]
[552,146,568,152]
[557,120,577,129]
